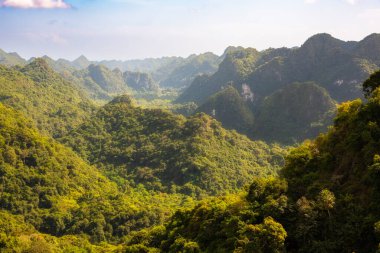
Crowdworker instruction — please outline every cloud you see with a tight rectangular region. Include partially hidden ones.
[345,0,357,4]
[25,32,68,44]
[304,0,318,4]
[1,0,70,9]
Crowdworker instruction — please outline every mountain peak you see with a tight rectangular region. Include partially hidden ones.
[109,94,134,105]
[74,55,89,62]
[25,58,51,71]
[361,33,380,41]
[354,33,380,63]
[72,55,91,69]
[301,33,344,48]
[20,58,57,82]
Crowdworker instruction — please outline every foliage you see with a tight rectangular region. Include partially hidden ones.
[0,59,95,138]
[126,73,380,252]
[0,103,194,245]
[125,177,288,253]
[253,82,337,143]
[363,69,380,98]
[0,49,26,67]
[178,34,380,143]
[279,84,380,252]
[160,52,221,89]
[177,48,261,105]
[61,95,286,197]
[196,86,254,135]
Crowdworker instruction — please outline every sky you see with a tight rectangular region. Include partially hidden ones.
[0,0,379,61]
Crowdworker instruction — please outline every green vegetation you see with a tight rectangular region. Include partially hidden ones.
[0,49,26,67]
[124,177,288,253]
[0,102,199,248]
[0,59,95,138]
[180,34,380,143]
[160,52,221,89]
[196,85,254,134]
[61,94,286,197]
[177,47,261,105]
[253,82,337,143]
[124,71,380,252]
[2,35,380,252]
[72,64,130,100]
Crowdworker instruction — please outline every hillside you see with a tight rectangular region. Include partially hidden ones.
[123,70,380,253]
[253,82,337,143]
[0,103,162,244]
[178,34,380,143]
[0,49,26,67]
[0,59,95,138]
[73,64,128,95]
[159,52,221,89]
[195,85,255,134]
[176,47,261,105]
[124,70,159,92]
[61,95,286,197]
[180,34,380,106]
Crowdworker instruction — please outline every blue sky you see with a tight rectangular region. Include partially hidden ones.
[0,0,379,60]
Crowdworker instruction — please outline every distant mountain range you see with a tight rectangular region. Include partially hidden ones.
[1,33,380,143]
[178,33,380,143]
[0,50,222,90]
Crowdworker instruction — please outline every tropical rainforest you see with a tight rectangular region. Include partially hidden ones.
[1,33,380,252]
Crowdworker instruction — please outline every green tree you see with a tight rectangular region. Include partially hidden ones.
[363,70,380,98]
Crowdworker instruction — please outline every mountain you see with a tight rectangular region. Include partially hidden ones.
[99,56,182,73]
[71,55,92,69]
[0,49,26,66]
[39,55,76,73]
[177,34,380,143]
[71,64,160,100]
[253,82,337,143]
[61,94,286,197]
[0,102,161,244]
[124,70,159,92]
[176,47,261,105]
[195,85,255,134]
[0,58,95,138]
[180,34,380,106]
[73,64,128,96]
[124,71,380,253]
[354,33,380,65]
[159,52,221,89]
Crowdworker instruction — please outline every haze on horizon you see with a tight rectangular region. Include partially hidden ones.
[0,0,379,61]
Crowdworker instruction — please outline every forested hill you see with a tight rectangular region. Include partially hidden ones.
[61,94,286,197]
[0,103,156,250]
[179,33,380,105]
[0,59,95,138]
[178,33,380,143]
[123,71,380,253]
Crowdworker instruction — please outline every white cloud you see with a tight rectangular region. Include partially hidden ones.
[304,0,318,4]
[1,0,70,9]
[345,0,358,5]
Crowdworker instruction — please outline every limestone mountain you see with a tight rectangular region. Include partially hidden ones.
[61,95,286,197]
[0,58,95,138]
[123,70,159,92]
[159,52,221,89]
[180,34,380,106]
[253,82,337,143]
[180,33,380,143]
[0,49,26,66]
[176,47,261,105]
[71,55,92,69]
[124,71,380,253]
[0,102,189,246]
[75,64,127,94]
[195,85,255,134]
